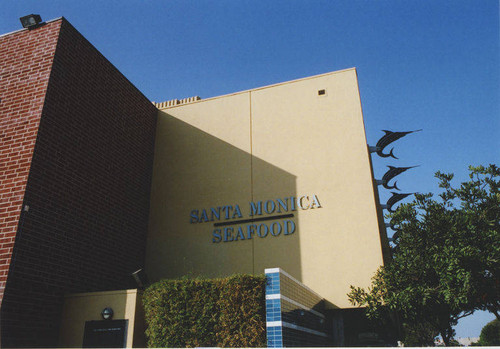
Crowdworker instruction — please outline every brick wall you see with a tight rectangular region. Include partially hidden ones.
[0,19,62,306]
[0,18,158,347]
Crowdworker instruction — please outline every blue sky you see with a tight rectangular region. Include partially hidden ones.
[1,0,498,340]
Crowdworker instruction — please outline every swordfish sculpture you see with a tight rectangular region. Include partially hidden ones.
[370,129,422,159]
[381,192,414,213]
[378,165,419,190]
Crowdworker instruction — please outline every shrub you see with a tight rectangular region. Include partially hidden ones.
[143,274,267,347]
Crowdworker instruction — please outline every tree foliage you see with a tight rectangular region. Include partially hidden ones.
[474,319,500,346]
[348,164,500,346]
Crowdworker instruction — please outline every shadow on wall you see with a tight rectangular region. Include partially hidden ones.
[146,112,302,281]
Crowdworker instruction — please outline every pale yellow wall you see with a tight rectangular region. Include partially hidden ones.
[147,93,255,279]
[59,289,144,348]
[147,68,387,308]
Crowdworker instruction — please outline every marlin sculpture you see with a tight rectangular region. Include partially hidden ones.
[388,230,401,243]
[377,165,419,190]
[370,129,422,159]
[381,192,414,212]
[385,221,400,231]
[385,221,401,243]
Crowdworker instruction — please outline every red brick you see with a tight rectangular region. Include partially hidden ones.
[0,22,60,300]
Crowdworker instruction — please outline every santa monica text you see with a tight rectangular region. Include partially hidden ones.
[188,195,322,243]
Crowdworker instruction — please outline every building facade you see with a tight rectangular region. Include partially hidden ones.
[0,17,391,347]
[148,68,390,309]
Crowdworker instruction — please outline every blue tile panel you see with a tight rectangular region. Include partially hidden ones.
[265,269,328,347]
[267,326,283,348]
[266,271,283,347]
[265,272,280,295]
[265,298,282,322]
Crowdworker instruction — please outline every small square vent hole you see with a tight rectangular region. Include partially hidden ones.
[318,89,326,96]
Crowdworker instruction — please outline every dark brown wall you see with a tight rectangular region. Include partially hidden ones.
[1,18,157,347]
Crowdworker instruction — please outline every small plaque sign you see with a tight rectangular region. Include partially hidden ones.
[82,319,128,348]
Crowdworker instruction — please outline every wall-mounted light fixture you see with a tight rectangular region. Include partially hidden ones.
[101,307,114,320]
[131,268,149,290]
[19,14,42,30]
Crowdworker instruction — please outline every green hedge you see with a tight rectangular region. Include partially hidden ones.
[143,274,267,347]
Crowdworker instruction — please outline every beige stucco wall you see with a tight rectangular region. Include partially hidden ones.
[147,68,387,308]
[59,289,145,348]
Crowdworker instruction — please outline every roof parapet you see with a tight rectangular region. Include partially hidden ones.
[154,96,201,109]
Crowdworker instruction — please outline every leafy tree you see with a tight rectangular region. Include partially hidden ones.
[474,319,500,346]
[348,164,500,346]
[400,321,438,346]
[436,165,500,320]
